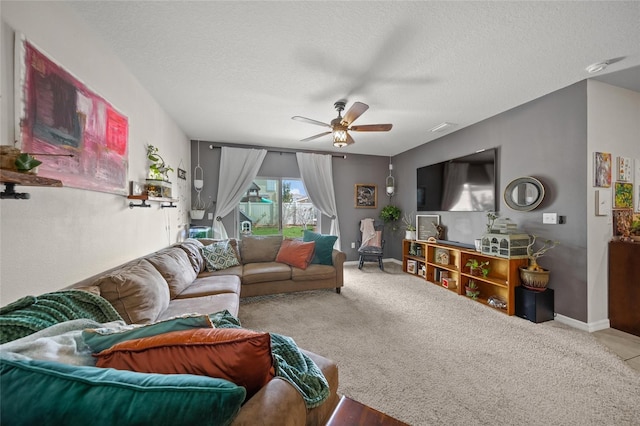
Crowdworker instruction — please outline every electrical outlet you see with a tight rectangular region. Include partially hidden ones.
[208,213,213,220]
[542,213,558,224]
[351,242,356,249]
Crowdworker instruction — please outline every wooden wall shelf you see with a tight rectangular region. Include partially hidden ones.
[402,239,528,315]
[0,169,62,199]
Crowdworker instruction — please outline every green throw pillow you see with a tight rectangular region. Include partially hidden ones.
[303,231,338,265]
[202,240,240,271]
[82,314,214,353]
[0,358,245,426]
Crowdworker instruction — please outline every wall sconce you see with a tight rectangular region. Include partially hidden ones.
[386,158,395,196]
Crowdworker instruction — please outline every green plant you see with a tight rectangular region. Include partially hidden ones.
[146,144,173,181]
[14,153,42,172]
[630,218,640,236]
[379,205,401,223]
[465,280,480,299]
[525,235,559,271]
[401,212,416,231]
[465,258,490,277]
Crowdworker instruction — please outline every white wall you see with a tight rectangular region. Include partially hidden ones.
[587,80,640,326]
[0,2,190,304]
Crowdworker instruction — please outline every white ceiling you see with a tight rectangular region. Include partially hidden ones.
[67,1,640,157]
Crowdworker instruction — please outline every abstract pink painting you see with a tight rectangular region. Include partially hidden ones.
[17,39,128,195]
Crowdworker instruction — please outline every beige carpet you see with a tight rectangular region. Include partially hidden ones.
[239,263,640,425]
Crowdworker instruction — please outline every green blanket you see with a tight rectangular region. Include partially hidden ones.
[0,290,122,344]
[209,310,330,409]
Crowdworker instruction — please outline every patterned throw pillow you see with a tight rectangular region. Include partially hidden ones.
[202,240,240,271]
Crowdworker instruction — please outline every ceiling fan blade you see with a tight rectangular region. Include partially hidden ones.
[341,102,369,126]
[349,124,393,132]
[301,131,332,142]
[292,116,332,128]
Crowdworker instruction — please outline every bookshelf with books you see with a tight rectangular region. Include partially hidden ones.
[402,239,528,315]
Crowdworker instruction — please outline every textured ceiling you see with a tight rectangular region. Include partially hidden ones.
[67,1,640,156]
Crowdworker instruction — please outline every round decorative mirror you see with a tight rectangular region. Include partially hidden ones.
[504,177,545,211]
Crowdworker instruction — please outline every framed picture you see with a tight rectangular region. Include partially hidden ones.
[617,156,632,182]
[355,184,377,208]
[614,182,633,208]
[416,214,441,241]
[177,168,187,180]
[593,152,612,188]
[129,181,144,196]
[612,209,632,237]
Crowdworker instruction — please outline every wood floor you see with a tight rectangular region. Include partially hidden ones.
[593,328,640,373]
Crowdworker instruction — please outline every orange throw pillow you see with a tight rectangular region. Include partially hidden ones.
[276,239,316,270]
[95,328,274,399]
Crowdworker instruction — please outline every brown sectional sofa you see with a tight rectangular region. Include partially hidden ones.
[63,234,345,425]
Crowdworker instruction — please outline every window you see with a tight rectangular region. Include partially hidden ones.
[237,177,317,238]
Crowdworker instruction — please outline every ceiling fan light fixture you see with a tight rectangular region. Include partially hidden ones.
[333,130,348,147]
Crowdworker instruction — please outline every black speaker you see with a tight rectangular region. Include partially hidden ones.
[515,286,554,323]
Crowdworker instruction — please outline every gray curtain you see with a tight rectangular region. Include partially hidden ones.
[295,152,341,250]
[212,147,267,239]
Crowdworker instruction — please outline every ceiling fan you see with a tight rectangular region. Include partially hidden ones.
[291,100,392,148]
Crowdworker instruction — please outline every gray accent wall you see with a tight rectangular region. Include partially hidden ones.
[392,81,588,321]
[189,142,390,257]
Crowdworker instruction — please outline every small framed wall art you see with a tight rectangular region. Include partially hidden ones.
[593,152,612,188]
[416,214,440,241]
[355,184,377,208]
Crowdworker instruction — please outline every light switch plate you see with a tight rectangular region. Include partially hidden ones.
[543,213,558,224]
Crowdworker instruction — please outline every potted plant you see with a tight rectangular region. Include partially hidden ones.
[465,280,480,299]
[465,258,490,277]
[379,205,401,231]
[402,212,416,240]
[190,195,213,220]
[519,235,559,291]
[146,144,173,182]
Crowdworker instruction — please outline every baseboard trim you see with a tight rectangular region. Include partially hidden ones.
[554,314,610,332]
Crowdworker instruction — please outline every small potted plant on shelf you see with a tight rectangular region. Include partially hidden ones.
[402,212,416,240]
[519,235,559,291]
[465,258,490,277]
[465,280,480,300]
[145,144,174,198]
[629,214,640,242]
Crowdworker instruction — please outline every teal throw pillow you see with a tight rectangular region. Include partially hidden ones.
[303,231,338,265]
[202,240,240,271]
[82,313,214,353]
[0,357,245,426]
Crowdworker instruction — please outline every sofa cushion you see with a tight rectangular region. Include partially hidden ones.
[276,239,316,270]
[0,357,245,426]
[82,313,214,353]
[175,275,241,299]
[159,293,240,320]
[303,231,338,265]
[176,239,205,274]
[202,240,240,271]
[199,238,241,261]
[291,264,336,282]
[95,259,170,324]
[197,265,243,280]
[242,262,291,285]
[95,328,275,399]
[146,247,198,298]
[240,235,283,263]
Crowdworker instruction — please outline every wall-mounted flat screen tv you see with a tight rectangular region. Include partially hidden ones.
[417,148,497,212]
